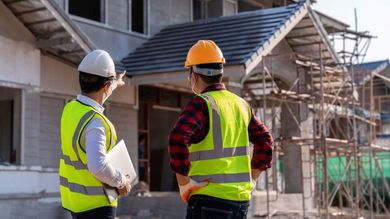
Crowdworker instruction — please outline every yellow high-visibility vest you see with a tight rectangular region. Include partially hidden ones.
[189,90,253,201]
[59,100,117,212]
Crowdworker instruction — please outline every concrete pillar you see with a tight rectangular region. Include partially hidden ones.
[281,102,314,208]
[22,90,41,165]
[281,101,301,192]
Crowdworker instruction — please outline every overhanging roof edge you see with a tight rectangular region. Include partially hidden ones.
[130,64,245,85]
[307,6,341,66]
[242,2,309,79]
[40,0,96,52]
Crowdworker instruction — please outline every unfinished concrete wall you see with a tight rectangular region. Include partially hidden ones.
[53,0,65,9]
[23,91,41,165]
[0,35,40,87]
[74,20,147,60]
[41,55,137,105]
[39,96,64,167]
[223,0,237,16]
[0,1,35,43]
[0,165,64,219]
[106,103,138,173]
[107,0,129,30]
[149,0,192,36]
[0,1,40,88]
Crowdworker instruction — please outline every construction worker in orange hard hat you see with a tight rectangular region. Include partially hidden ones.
[168,40,274,219]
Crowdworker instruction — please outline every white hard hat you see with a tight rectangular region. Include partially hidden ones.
[78,50,116,78]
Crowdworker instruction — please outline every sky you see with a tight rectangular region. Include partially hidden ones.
[313,0,390,63]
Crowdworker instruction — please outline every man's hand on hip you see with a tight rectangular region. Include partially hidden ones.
[179,178,208,203]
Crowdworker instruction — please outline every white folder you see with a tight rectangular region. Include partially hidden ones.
[104,139,137,203]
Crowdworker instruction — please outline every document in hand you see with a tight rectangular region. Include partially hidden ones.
[104,139,137,203]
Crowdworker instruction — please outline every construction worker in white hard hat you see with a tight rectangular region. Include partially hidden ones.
[59,50,132,219]
[168,40,274,219]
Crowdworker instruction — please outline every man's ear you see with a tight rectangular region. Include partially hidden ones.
[193,73,199,82]
[103,81,111,92]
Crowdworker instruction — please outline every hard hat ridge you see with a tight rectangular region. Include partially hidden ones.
[78,50,116,78]
[184,40,225,68]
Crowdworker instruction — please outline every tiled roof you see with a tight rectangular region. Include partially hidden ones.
[358,60,390,72]
[120,1,306,75]
[350,60,390,84]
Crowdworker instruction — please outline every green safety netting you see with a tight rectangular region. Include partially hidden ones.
[316,152,390,183]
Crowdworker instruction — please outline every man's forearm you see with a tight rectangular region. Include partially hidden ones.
[251,169,263,181]
[176,173,190,185]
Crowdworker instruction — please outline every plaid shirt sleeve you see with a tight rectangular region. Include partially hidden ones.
[249,111,274,171]
[168,96,209,176]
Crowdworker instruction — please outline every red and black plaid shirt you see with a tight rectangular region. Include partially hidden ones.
[168,83,274,176]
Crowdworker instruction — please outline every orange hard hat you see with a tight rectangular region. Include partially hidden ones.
[184,40,225,68]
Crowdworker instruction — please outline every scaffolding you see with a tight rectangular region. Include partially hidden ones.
[243,20,390,219]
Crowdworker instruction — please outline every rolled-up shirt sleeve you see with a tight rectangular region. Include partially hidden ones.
[83,118,126,188]
[168,96,208,176]
[248,111,274,171]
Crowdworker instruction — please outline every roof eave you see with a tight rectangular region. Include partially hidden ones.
[314,10,350,33]
[3,0,96,65]
[307,6,342,66]
[40,0,96,53]
[130,64,245,85]
[242,2,309,79]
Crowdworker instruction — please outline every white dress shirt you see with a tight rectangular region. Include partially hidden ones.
[77,94,126,188]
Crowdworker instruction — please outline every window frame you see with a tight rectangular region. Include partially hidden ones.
[66,0,149,36]
[67,0,107,24]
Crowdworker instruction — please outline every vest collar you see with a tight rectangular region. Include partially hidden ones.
[201,83,226,93]
[77,94,105,114]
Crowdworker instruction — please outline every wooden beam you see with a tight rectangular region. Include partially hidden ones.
[292,24,315,30]
[290,41,325,48]
[373,72,390,83]
[25,18,56,27]
[14,7,46,16]
[286,33,320,39]
[37,37,73,48]
[3,0,27,5]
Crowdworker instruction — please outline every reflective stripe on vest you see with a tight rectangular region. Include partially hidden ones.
[61,154,87,170]
[191,172,251,183]
[66,110,95,171]
[189,95,249,162]
[60,176,105,196]
[189,93,251,184]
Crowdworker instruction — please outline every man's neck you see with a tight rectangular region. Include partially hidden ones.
[82,92,104,105]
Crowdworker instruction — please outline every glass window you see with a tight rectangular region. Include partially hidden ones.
[132,0,145,33]
[140,86,157,103]
[193,0,202,20]
[69,0,104,22]
[159,90,178,107]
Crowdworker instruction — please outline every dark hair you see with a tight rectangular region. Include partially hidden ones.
[79,71,113,94]
[191,63,223,85]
